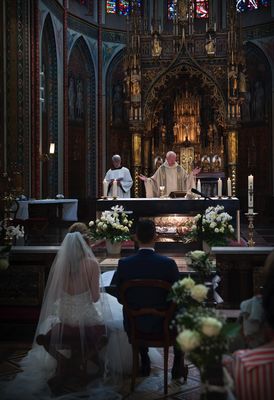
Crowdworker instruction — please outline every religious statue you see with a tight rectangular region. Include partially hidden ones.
[173,122,179,143]
[131,79,140,97]
[205,34,216,56]
[212,155,221,172]
[161,125,167,144]
[151,32,162,57]
[201,155,210,172]
[229,68,238,98]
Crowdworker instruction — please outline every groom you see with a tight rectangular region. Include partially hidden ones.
[113,219,185,379]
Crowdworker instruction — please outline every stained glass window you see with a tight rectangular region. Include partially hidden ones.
[195,0,209,18]
[106,1,141,15]
[236,0,270,12]
[117,0,130,15]
[107,1,117,14]
[168,1,209,20]
[168,0,177,20]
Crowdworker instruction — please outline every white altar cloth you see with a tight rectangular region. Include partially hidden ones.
[16,199,78,221]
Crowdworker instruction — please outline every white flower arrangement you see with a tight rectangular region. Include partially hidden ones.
[186,250,215,282]
[175,307,239,369]
[0,220,24,269]
[169,276,208,307]
[0,220,24,245]
[186,205,235,246]
[88,205,133,244]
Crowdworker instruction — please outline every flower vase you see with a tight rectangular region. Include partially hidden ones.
[105,240,122,255]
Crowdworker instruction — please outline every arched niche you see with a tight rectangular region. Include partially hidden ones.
[143,62,227,171]
[238,42,272,218]
[67,36,96,198]
[41,14,58,198]
[106,49,130,169]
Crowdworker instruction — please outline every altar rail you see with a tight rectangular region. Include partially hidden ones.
[212,246,274,309]
[2,244,272,324]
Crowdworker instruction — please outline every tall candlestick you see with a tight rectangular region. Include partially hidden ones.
[248,175,254,213]
[217,178,222,197]
[103,179,108,198]
[197,179,201,194]
[227,178,232,197]
[112,179,118,198]
[237,210,241,243]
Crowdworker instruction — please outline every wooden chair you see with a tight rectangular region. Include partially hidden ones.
[119,279,188,395]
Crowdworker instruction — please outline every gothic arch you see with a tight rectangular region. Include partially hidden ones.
[68,36,96,198]
[106,49,131,167]
[41,13,58,198]
[143,61,227,129]
[237,41,273,215]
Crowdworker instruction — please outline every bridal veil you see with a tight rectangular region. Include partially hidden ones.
[1,232,130,399]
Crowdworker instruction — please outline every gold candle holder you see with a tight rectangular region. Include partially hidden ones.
[244,212,258,247]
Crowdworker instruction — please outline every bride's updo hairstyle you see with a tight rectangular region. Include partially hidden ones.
[68,222,90,245]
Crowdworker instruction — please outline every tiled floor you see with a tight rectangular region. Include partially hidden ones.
[0,334,201,399]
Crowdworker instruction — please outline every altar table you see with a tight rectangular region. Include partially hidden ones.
[96,197,240,222]
[16,199,78,221]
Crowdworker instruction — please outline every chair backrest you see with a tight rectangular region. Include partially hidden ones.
[119,279,176,345]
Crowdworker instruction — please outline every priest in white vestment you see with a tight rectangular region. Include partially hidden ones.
[139,151,200,197]
[104,154,133,198]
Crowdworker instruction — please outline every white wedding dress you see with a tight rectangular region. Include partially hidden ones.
[0,294,133,400]
[0,233,161,400]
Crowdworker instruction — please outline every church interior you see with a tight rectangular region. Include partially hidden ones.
[0,1,274,399]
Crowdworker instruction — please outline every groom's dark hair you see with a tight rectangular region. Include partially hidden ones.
[136,219,156,244]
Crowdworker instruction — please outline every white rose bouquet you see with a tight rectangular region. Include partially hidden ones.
[169,276,209,307]
[186,205,235,246]
[88,205,133,244]
[186,250,215,282]
[176,307,239,371]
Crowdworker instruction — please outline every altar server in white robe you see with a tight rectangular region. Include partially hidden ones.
[104,154,133,198]
[139,151,200,197]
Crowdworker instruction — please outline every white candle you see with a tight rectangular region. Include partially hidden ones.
[197,179,201,193]
[217,178,222,197]
[103,179,108,197]
[237,210,241,243]
[227,178,232,197]
[248,175,254,213]
[112,179,118,198]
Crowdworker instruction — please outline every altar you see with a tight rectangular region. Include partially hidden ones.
[16,199,78,221]
[97,197,239,218]
[96,197,240,244]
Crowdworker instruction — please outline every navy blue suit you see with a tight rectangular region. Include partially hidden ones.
[113,249,180,333]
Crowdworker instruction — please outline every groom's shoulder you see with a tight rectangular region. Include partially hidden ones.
[118,253,138,266]
[155,252,175,263]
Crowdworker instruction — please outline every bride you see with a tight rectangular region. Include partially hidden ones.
[1,232,133,399]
